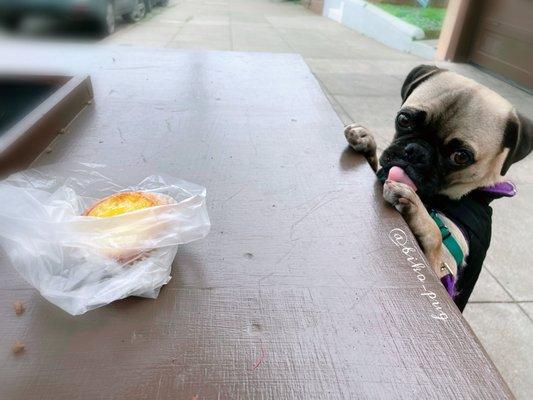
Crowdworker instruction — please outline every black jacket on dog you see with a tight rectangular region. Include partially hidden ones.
[428,186,513,311]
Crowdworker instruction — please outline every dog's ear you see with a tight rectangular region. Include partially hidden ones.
[401,65,443,103]
[501,112,533,175]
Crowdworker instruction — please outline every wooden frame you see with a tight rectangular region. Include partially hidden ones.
[0,74,93,176]
[436,0,481,62]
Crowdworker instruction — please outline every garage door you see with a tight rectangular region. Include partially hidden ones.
[468,0,533,89]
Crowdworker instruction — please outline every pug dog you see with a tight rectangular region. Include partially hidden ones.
[345,65,533,311]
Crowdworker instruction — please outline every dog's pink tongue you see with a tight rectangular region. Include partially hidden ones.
[388,166,417,191]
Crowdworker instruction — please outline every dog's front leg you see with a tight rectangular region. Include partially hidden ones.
[343,124,443,274]
[383,181,443,275]
[344,124,378,171]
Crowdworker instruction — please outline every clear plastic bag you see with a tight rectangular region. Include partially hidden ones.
[0,163,210,315]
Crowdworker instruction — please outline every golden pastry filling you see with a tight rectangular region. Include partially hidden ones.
[84,192,159,218]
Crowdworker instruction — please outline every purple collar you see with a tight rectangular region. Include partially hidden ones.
[441,274,456,298]
[480,181,516,197]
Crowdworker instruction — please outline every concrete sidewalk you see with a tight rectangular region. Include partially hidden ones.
[108,1,533,398]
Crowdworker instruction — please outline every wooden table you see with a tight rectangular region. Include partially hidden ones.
[0,44,513,399]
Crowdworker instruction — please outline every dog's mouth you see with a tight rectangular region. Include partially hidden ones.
[386,166,418,192]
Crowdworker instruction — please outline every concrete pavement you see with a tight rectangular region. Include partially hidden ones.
[107,1,533,398]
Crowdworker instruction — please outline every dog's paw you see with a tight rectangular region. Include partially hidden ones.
[344,124,376,155]
[383,180,420,215]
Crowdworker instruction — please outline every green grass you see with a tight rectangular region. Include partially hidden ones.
[376,4,446,37]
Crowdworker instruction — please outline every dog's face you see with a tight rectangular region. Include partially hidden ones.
[377,65,533,200]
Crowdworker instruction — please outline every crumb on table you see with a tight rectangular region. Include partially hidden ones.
[12,340,25,354]
[12,300,26,316]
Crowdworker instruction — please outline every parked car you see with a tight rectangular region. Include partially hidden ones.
[0,0,148,36]
[144,0,169,13]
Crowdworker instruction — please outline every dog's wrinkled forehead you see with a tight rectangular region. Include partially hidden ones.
[403,71,513,148]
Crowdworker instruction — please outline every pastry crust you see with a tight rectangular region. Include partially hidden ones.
[83,191,176,263]
[83,191,173,217]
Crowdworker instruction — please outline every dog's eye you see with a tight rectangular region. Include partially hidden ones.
[397,113,412,129]
[451,150,472,165]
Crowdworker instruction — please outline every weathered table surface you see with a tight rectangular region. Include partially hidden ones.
[0,44,513,399]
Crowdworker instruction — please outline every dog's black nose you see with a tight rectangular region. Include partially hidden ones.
[404,142,430,163]
[405,143,420,158]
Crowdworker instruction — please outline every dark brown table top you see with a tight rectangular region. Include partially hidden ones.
[0,44,513,399]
